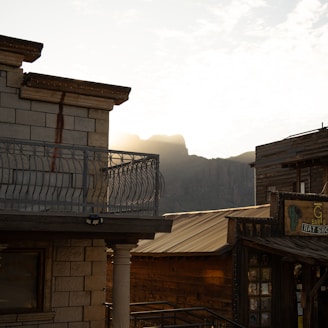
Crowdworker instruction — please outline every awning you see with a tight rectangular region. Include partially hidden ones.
[241,236,328,265]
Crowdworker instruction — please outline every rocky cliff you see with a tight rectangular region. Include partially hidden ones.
[109,133,255,214]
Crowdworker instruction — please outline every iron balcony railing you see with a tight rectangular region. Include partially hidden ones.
[0,138,160,216]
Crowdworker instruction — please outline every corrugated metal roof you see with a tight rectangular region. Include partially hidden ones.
[132,204,270,255]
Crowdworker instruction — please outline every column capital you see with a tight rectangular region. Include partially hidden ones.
[107,243,137,252]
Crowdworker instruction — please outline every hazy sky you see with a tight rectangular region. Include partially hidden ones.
[1,0,328,158]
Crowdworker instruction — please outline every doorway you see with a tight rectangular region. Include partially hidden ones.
[294,264,328,328]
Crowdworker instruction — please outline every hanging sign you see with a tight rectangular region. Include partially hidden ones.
[284,199,328,236]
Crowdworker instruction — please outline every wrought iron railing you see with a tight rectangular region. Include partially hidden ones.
[0,138,160,215]
[105,301,246,328]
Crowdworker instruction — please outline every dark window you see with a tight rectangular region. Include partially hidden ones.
[0,250,44,313]
[248,252,272,327]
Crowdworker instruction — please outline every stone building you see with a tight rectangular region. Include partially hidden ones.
[0,35,172,328]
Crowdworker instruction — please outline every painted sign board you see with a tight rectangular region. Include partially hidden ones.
[284,199,328,236]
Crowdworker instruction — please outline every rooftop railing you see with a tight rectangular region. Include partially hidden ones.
[233,217,280,238]
[0,138,160,216]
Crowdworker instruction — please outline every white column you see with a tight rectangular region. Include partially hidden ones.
[111,244,136,328]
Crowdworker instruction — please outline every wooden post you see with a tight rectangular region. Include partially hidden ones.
[296,165,301,193]
[303,265,312,328]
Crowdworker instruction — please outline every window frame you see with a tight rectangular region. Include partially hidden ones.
[247,251,272,327]
[0,240,53,322]
[0,249,45,314]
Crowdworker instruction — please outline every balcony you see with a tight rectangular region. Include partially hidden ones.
[0,138,160,216]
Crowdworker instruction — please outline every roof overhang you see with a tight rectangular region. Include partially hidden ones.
[241,236,328,265]
[0,211,173,244]
[131,244,233,257]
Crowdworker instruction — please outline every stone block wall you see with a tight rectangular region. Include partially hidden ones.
[51,239,107,328]
[0,69,109,148]
[0,58,110,328]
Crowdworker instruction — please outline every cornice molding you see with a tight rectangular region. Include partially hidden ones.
[0,35,43,65]
[22,73,131,107]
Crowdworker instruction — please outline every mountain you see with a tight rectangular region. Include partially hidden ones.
[109,133,255,214]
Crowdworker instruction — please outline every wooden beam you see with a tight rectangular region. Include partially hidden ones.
[0,211,173,242]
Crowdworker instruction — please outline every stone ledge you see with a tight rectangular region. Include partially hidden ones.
[0,311,55,323]
[0,50,24,67]
[23,72,131,105]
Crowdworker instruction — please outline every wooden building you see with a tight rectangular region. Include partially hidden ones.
[0,35,172,328]
[253,127,328,205]
[105,128,328,327]
[106,204,270,326]
[107,192,328,328]
[231,191,328,328]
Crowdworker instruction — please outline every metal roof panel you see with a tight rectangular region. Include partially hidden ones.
[133,204,270,254]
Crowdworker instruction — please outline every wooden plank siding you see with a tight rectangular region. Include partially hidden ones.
[105,206,270,322]
[255,128,328,204]
[106,254,234,318]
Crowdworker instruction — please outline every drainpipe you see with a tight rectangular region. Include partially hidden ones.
[51,92,65,172]
[110,243,136,328]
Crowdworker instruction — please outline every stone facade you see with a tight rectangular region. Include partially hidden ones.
[0,35,122,328]
[0,239,107,328]
[52,239,107,328]
[0,69,109,148]
[0,34,172,328]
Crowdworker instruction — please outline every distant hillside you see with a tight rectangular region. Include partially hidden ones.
[109,133,255,214]
[228,151,256,164]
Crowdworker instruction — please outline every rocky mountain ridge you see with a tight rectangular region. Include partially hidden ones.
[109,133,255,214]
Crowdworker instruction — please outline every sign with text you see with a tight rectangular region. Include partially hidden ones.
[284,199,328,236]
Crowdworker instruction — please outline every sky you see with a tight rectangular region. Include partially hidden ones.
[1,0,328,158]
